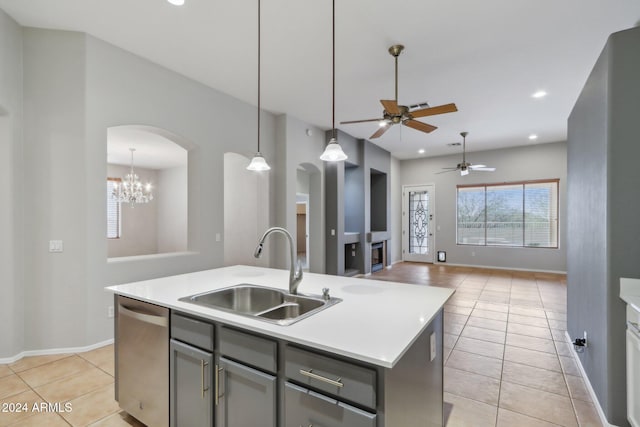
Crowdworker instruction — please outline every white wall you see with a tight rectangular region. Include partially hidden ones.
[157,166,188,253]
[1,26,277,358]
[107,164,159,257]
[274,115,326,275]
[398,141,567,272]
[390,156,402,263]
[0,8,24,361]
[223,152,270,267]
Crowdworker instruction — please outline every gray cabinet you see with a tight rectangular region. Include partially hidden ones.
[169,339,213,427]
[216,356,276,427]
[284,382,376,427]
[216,326,277,427]
[170,313,215,427]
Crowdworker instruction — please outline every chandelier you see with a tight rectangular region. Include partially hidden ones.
[111,148,153,206]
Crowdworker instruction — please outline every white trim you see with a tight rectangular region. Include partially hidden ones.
[435,261,566,275]
[0,339,114,364]
[564,331,616,427]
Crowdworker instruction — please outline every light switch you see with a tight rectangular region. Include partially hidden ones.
[49,240,63,253]
[215,233,221,242]
[331,229,335,236]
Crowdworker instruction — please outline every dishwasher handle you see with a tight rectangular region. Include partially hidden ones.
[118,303,168,327]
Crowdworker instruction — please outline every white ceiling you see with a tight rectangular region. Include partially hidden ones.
[2,0,639,159]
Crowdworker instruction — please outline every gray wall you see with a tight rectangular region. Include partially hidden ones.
[2,24,278,358]
[567,26,640,426]
[0,9,24,359]
[390,156,402,263]
[273,114,326,275]
[399,141,567,272]
[157,166,188,253]
[325,132,392,276]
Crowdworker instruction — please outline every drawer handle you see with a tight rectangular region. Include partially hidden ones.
[299,369,344,388]
[200,360,209,399]
[215,365,224,405]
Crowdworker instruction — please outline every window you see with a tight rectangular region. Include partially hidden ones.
[457,179,559,248]
[107,178,121,239]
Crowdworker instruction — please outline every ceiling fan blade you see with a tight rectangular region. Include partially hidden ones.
[436,169,458,174]
[472,167,496,172]
[469,164,486,169]
[381,99,400,115]
[403,119,437,133]
[370,125,391,139]
[410,103,458,118]
[341,118,383,124]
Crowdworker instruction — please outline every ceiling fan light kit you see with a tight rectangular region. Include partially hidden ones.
[438,132,496,176]
[341,44,457,140]
[247,0,271,171]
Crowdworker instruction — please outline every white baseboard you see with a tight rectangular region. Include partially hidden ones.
[433,261,567,275]
[564,331,616,427]
[0,339,114,365]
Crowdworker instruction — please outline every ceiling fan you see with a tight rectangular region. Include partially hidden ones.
[340,44,458,139]
[438,132,496,176]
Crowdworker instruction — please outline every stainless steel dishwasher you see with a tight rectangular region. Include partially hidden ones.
[116,295,169,427]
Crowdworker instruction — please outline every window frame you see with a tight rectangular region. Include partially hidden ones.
[107,177,122,239]
[456,178,559,249]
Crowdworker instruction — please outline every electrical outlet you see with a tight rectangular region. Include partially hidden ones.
[49,240,63,253]
[108,306,114,318]
[430,333,437,361]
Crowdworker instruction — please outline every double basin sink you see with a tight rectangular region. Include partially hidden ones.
[179,284,341,326]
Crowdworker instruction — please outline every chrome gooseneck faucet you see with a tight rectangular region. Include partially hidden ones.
[254,227,303,294]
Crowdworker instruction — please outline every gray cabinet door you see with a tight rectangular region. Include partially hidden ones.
[169,339,213,427]
[284,382,376,427]
[216,356,276,427]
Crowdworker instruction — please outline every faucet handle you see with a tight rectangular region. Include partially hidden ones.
[322,288,330,301]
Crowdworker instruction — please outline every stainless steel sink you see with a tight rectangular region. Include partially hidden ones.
[179,284,341,326]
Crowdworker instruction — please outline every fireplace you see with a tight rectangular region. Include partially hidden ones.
[371,242,384,272]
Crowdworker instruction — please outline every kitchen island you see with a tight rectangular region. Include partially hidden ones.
[106,265,454,427]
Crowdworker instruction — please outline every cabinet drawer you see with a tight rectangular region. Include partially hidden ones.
[171,313,214,351]
[284,382,376,427]
[285,345,376,409]
[219,327,277,373]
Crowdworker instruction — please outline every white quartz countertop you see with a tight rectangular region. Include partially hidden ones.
[621,277,640,312]
[105,265,454,368]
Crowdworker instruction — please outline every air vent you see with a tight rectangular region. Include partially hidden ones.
[409,102,430,110]
[447,142,462,147]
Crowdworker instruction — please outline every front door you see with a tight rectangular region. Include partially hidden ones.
[402,185,435,263]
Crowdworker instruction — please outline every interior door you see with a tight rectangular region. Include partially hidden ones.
[402,185,435,263]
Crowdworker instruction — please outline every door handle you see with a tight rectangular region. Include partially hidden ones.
[117,304,168,327]
[299,369,344,388]
[200,360,209,399]
[215,365,224,405]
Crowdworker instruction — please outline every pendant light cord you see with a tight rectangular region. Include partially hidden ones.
[257,0,261,152]
[332,0,336,141]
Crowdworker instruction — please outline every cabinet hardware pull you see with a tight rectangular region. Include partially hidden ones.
[215,365,224,405]
[299,369,344,388]
[200,360,209,398]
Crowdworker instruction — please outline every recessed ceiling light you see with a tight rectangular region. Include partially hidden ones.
[528,134,538,140]
[418,149,425,154]
[167,0,185,5]
[532,90,547,98]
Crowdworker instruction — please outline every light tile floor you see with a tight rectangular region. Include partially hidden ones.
[371,262,603,427]
[0,263,603,426]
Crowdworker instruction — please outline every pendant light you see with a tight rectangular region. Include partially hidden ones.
[320,0,347,162]
[247,0,271,171]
